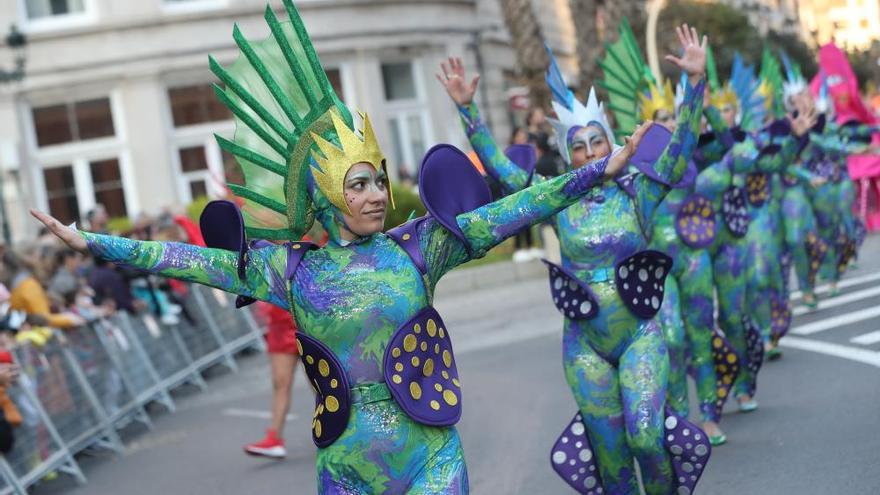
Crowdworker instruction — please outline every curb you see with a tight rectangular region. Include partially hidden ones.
[435,258,546,297]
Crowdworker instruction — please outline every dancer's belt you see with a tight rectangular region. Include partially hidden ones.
[583,267,615,284]
[298,305,463,449]
[350,383,393,405]
[541,250,673,322]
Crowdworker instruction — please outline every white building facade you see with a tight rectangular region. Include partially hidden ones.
[0,0,577,242]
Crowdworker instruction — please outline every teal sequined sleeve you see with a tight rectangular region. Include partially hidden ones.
[421,158,609,288]
[704,105,729,136]
[631,80,705,223]
[457,102,537,193]
[80,232,290,308]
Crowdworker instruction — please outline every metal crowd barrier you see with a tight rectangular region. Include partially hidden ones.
[0,285,267,494]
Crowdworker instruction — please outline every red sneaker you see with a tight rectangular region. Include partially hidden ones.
[244,429,286,459]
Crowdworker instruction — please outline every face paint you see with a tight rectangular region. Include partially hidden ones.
[653,109,676,132]
[344,169,389,196]
[339,163,390,241]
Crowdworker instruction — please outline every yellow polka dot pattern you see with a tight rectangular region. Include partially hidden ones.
[676,195,716,247]
[710,331,740,418]
[385,313,461,422]
[296,336,349,446]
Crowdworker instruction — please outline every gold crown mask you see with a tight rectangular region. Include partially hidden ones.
[310,110,396,215]
[639,80,676,122]
[710,83,739,111]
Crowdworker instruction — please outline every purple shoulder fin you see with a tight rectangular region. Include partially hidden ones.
[671,161,698,189]
[504,144,537,186]
[200,200,247,280]
[386,217,429,275]
[615,173,638,199]
[627,125,673,185]
[418,144,492,255]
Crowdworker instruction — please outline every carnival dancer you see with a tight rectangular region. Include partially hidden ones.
[778,60,832,310]
[796,75,874,297]
[598,19,725,446]
[441,24,714,495]
[695,51,815,411]
[31,2,644,492]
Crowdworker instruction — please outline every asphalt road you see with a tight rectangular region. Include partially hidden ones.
[33,237,880,495]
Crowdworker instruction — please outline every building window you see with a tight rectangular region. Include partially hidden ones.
[326,68,345,102]
[381,59,432,179]
[43,165,79,224]
[90,158,127,218]
[32,98,114,147]
[381,62,417,101]
[222,148,244,186]
[23,0,85,20]
[175,144,223,202]
[168,84,231,127]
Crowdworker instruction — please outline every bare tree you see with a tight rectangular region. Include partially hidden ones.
[498,0,551,110]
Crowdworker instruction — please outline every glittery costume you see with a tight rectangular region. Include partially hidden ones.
[76,3,614,493]
[600,23,720,424]
[802,118,868,284]
[694,94,767,403]
[456,43,709,494]
[778,122,828,299]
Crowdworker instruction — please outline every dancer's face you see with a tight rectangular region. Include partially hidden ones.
[721,103,737,128]
[653,109,676,132]
[339,162,389,240]
[571,124,610,168]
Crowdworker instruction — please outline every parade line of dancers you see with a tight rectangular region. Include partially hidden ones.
[30,1,877,493]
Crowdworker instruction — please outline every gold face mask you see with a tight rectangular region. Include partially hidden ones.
[310,109,395,214]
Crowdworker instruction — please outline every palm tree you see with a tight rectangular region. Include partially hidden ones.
[569,0,605,91]
[498,0,551,110]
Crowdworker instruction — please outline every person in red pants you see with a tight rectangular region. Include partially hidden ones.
[244,301,300,459]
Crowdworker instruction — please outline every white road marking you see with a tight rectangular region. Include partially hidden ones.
[790,305,880,335]
[850,330,880,346]
[779,336,880,368]
[792,285,880,316]
[790,271,880,301]
[222,408,297,421]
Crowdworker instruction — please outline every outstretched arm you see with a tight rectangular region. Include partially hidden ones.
[633,24,708,221]
[694,106,732,167]
[438,57,533,193]
[422,152,620,287]
[457,102,533,192]
[31,210,289,308]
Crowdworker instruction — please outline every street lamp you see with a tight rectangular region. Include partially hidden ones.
[0,24,27,244]
[0,25,26,83]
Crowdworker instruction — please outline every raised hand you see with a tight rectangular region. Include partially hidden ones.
[436,57,480,107]
[30,209,87,252]
[789,106,817,137]
[605,122,654,178]
[664,24,708,86]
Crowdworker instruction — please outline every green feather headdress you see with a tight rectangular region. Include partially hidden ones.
[209,0,357,241]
